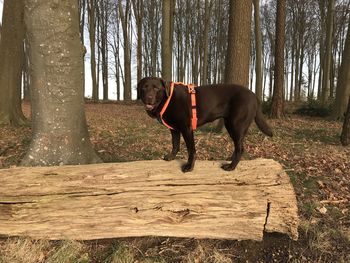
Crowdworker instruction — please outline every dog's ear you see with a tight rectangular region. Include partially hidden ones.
[159,78,171,97]
[137,77,147,100]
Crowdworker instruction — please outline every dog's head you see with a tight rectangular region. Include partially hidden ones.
[137,77,168,112]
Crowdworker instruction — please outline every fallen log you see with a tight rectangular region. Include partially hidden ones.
[0,159,298,241]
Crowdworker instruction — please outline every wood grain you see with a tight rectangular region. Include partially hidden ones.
[0,159,298,241]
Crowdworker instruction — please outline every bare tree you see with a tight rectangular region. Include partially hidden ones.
[21,0,101,166]
[162,0,173,81]
[270,0,286,118]
[132,0,144,94]
[321,0,334,105]
[98,0,110,101]
[119,1,132,101]
[0,0,27,126]
[224,0,252,86]
[332,16,350,119]
[217,0,252,131]
[253,0,263,101]
[87,0,98,101]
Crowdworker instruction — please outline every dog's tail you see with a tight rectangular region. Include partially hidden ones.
[255,100,273,137]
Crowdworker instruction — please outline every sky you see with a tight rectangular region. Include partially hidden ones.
[0,1,2,22]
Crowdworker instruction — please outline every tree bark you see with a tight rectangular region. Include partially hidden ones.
[332,17,350,119]
[224,0,252,86]
[162,0,172,81]
[270,0,286,118]
[21,0,101,166]
[0,0,27,126]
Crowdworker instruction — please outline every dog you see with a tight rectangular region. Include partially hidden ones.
[138,77,273,173]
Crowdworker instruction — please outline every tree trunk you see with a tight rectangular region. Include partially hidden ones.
[0,0,27,126]
[132,0,143,99]
[21,0,101,166]
[162,0,172,81]
[87,0,98,102]
[99,0,109,101]
[224,0,252,86]
[270,0,285,118]
[119,1,132,101]
[78,0,86,95]
[294,39,300,101]
[201,0,212,86]
[0,159,299,241]
[341,96,350,146]
[321,0,334,105]
[253,0,263,101]
[332,17,350,119]
[216,0,252,132]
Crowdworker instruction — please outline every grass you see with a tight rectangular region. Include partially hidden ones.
[0,101,349,262]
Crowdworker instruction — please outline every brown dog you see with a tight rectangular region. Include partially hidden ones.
[138,77,273,172]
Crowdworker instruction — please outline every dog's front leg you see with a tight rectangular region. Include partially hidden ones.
[164,129,180,161]
[181,128,196,173]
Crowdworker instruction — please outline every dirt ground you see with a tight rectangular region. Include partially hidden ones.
[0,101,349,262]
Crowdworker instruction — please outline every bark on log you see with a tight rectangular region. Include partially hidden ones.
[0,159,299,241]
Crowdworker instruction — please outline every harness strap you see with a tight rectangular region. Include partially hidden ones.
[159,82,175,130]
[159,82,197,131]
[188,84,198,130]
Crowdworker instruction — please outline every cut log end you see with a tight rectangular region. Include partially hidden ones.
[0,158,299,241]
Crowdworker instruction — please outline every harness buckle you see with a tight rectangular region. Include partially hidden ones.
[188,86,196,94]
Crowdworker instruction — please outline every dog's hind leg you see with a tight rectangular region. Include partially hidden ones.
[164,129,180,161]
[221,118,249,171]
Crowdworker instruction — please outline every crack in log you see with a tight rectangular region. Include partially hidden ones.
[263,201,271,231]
[0,201,36,205]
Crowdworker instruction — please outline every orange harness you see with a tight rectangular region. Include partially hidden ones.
[159,82,198,130]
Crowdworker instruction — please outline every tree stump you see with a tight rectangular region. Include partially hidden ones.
[0,159,299,241]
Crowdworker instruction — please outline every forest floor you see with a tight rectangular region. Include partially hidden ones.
[0,101,349,263]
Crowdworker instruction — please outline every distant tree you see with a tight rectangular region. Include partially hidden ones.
[98,0,110,101]
[0,0,27,126]
[119,1,132,101]
[78,0,86,94]
[161,0,173,81]
[109,6,121,101]
[143,0,161,77]
[87,0,99,101]
[341,96,350,146]
[253,0,263,101]
[132,0,144,95]
[270,0,286,118]
[321,0,334,105]
[332,17,350,119]
[21,0,101,166]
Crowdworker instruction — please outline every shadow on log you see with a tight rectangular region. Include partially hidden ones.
[0,159,298,241]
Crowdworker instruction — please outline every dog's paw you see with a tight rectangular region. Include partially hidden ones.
[163,153,176,161]
[181,163,193,173]
[221,163,235,171]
